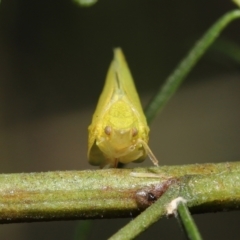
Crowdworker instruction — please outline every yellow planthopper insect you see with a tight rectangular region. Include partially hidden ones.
[88,48,159,168]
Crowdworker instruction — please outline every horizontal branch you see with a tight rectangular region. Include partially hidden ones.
[0,162,240,224]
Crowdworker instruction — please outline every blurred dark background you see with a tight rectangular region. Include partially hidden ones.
[0,0,240,239]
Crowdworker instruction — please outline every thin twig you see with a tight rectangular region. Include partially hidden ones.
[144,9,240,124]
[177,201,203,240]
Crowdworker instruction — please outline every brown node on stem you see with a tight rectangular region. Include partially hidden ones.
[135,178,179,208]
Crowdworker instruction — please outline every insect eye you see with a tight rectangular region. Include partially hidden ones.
[104,126,111,135]
[132,128,138,137]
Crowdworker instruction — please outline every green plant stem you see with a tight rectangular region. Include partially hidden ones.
[108,161,240,239]
[109,186,179,240]
[0,162,239,224]
[144,9,240,124]
[177,202,203,240]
